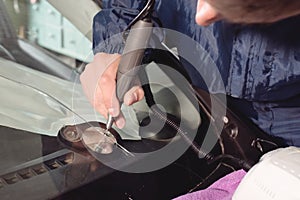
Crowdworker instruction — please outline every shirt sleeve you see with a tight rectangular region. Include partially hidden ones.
[92,0,148,54]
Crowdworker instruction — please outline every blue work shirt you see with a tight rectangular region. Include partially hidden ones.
[92,0,300,146]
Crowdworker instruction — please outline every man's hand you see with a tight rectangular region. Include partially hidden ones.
[80,52,144,128]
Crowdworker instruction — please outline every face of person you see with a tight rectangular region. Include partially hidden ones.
[195,0,220,26]
[195,0,300,26]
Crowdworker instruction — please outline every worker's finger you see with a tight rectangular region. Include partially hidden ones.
[113,111,126,129]
[80,61,103,109]
[80,53,121,119]
[99,54,121,117]
[81,70,108,118]
[93,98,108,119]
[123,86,145,106]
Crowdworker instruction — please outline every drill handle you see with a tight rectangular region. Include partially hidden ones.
[116,19,153,103]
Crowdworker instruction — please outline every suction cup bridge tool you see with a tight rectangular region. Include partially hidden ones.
[58,122,127,156]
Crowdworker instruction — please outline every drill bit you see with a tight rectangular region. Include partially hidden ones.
[106,114,114,131]
[101,114,135,157]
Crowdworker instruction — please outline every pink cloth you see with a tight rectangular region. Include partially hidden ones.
[173,170,246,200]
